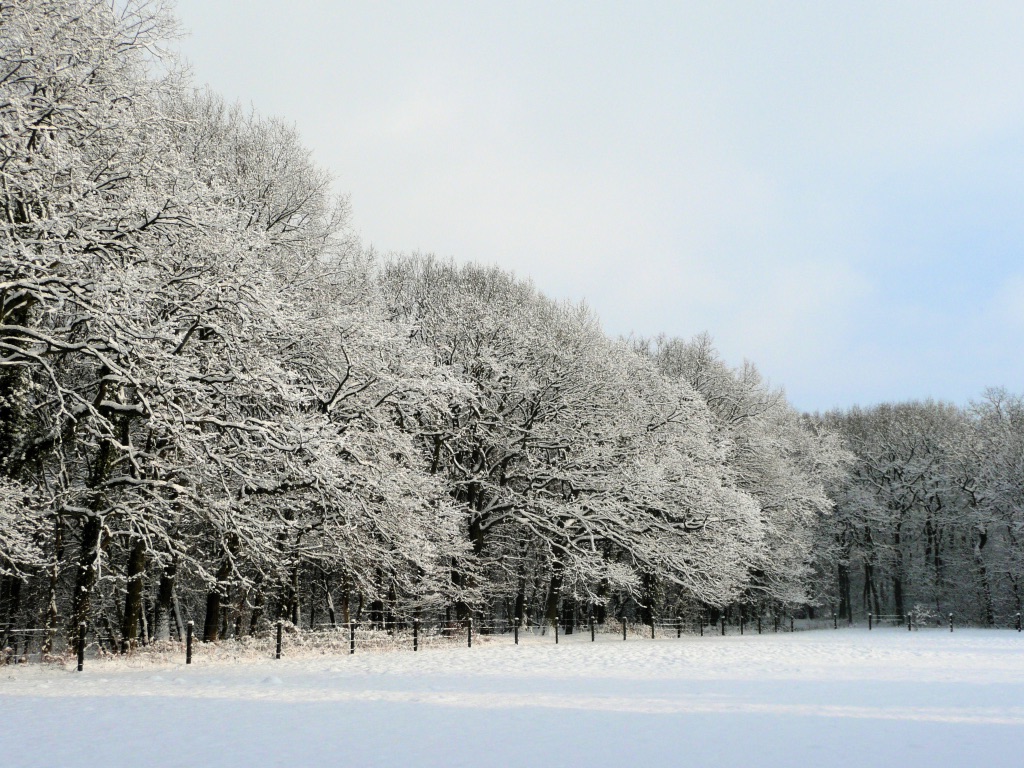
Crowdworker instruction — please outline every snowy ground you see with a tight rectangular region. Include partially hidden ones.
[2,628,1023,767]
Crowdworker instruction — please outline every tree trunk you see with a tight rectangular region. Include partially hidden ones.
[323,576,337,627]
[0,576,22,652]
[368,599,385,629]
[837,562,851,621]
[42,515,63,654]
[71,368,120,635]
[140,593,150,645]
[451,556,470,620]
[468,507,487,555]
[543,560,564,628]
[71,516,102,633]
[386,582,397,630]
[120,538,147,651]
[863,560,880,616]
[924,515,938,609]
[595,579,609,624]
[514,574,527,626]
[233,589,247,637]
[892,519,906,620]
[100,610,120,652]
[563,596,575,634]
[639,572,657,627]
[341,577,351,625]
[172,591,185,641]
[154,561,177,642]
[0,310,31,474]
[1006,526,1022,613]
[973,526,995,626]
[203,589,221,643]
[220,585,231,639]
[203,557,232,642]
[248,586,265,636]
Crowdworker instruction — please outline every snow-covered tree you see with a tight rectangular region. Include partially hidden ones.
[646,334,846,614]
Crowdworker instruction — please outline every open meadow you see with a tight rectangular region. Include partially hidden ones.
[2,628,1022,767]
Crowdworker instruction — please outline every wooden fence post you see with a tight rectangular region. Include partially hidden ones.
[77,622,86,672]
[186,620,193,665]
[276,620,283,659]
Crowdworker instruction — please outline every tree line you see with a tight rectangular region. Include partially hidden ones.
[822,393,1024,626]
[1,2,1020,654]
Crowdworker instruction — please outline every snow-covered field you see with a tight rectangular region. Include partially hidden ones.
[2,628,1023,767]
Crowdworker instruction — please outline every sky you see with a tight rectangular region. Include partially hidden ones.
[171,1,1024,412]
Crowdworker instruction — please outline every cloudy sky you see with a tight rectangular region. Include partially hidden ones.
[172,1,1024,412]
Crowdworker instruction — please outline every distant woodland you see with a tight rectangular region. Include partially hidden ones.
[2,1,1022,652]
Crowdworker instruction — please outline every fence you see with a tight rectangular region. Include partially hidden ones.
[866,611,1023,632]
[0,627,53,663]
[5,610,1021,669]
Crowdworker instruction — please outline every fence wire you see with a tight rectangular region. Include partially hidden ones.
[5,612,1021,667]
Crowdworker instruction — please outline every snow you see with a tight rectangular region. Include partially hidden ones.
[2,629,1023,767]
